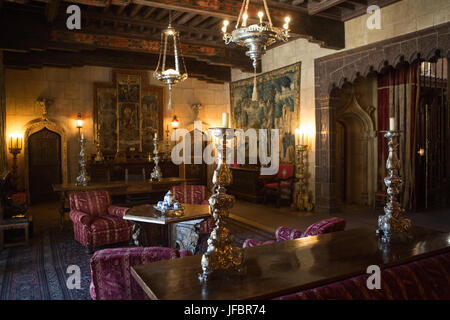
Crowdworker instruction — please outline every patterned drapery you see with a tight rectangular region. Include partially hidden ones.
[377,64,419,210]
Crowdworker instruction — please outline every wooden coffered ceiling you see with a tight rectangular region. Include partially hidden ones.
[0,0,400,83]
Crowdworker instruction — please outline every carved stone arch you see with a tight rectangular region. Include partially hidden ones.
[23,118,68,203]
[337,94,377,206]
[314,22,450,213]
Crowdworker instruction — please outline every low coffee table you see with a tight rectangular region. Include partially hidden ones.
[124,204,211,252]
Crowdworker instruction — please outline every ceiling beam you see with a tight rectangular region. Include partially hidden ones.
[3,49,231,83]
[308,0,347,15]
[45,0,60,22]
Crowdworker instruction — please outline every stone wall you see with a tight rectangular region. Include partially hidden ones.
[4,66,229,188]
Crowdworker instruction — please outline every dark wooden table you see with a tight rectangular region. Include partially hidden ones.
[52,177,194,227]
[124,204,211,249]
[131,226,450,300]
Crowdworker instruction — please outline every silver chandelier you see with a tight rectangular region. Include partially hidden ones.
[221,0,290,100]
[153,11,188,110]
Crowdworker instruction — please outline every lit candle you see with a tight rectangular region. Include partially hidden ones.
[389,117,395,131]
[81,133,84,140]
[222,112,229,128]
[222,20,229,33]
[154,132,158,139]
[258,11,264,24]
[242,13,248,27]
[284,16,290,30]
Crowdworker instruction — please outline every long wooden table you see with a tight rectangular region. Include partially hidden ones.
[131,226,450,300]
[124,204,211,249]
[52,177,195,227]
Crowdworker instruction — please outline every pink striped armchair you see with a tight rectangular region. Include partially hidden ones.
[69,190,132,253]
[243,217,346,248]
[90,247,192,300]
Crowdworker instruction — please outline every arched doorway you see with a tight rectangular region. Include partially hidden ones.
[28,128,62,204]
[24,118,68,205]
[334,82,378,210]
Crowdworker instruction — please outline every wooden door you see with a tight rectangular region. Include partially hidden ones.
[28,128,62,204]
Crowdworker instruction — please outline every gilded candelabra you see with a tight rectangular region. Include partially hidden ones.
[292,144,313,211]
[199,127,245,283]
[75,134,89,186]
[376,130,411,243]
[150,133,162,181]
[94,130,103,162]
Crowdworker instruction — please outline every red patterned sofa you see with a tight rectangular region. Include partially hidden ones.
[243,217,346,248]
[275,251,450,300]
[69,190,132,253]
[89,247,192,300]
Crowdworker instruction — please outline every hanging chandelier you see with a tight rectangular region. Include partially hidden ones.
[221,0,290,101]
[153,11,188,110]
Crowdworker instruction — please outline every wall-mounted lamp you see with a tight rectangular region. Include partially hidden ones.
[8,131,23,190]
[418,148,425,157]
[171,115,179,130]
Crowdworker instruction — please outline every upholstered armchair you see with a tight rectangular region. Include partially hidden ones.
[69,190,132,253]
[90,246,192,300]
[170,185,214,254]
[243,217,346,248]
[262,163,295,207]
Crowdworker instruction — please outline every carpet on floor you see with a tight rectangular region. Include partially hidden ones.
[0,218,273,300]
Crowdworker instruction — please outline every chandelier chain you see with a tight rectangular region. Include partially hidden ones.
[262,0,272,27]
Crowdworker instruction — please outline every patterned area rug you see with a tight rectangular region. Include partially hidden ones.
[0,219,273,300]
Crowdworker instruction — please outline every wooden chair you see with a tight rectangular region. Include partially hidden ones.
[262,163,295,207]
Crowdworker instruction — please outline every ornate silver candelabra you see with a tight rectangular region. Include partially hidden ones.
[292,144,313,211]
[376,130,411,243]
[199,127,245,283]
[76,134,89,186]
[150,133,162,181]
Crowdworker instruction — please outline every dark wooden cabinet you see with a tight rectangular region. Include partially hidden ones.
[228,167,264,202]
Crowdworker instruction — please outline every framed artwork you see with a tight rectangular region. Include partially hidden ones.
[141,86,164,152]
[94,83,117,154]
[230,62,301,163]
[94,70,164,154]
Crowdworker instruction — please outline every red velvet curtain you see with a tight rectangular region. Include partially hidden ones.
[377,64,419,210]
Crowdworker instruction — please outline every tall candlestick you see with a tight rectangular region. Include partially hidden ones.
[389,117,395,131]
[222,112,229,128]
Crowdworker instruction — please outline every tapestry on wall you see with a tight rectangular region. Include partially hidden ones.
[230,62,301,163]
[94,70,163,154]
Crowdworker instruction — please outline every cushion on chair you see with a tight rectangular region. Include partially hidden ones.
[275,226,303,241]
[277,164,294,180]
[264,182,292,190]
[89,216,132,232]
[243,239,276,248]
[171,185,208,205]
[301,217,346,237]
[69,191,112,217]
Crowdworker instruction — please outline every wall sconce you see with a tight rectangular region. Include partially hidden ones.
[418,148,425,157]
[8,131,23,190]
[76,113,83,136]
[171,115,179,130]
